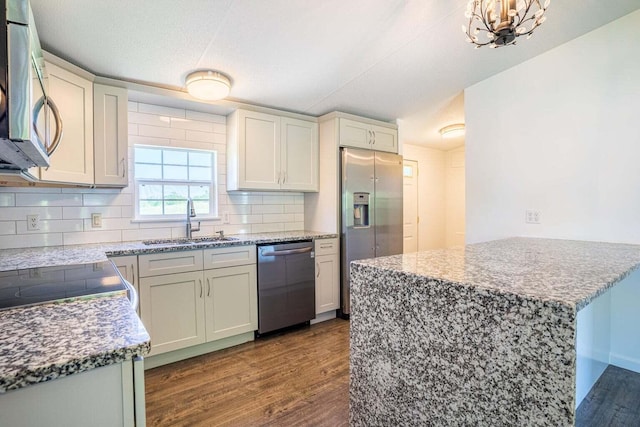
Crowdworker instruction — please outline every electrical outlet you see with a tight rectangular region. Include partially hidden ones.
[525,210,541,224]
[91,213,103,228]
[223,211,230,224]
[27,214,40,231]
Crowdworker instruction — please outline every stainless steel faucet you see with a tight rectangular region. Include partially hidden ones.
[186,198,200,239]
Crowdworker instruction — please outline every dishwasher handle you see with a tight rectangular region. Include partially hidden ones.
[261,246,313,257]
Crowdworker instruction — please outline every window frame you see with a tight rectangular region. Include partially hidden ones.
[133,144,218,221]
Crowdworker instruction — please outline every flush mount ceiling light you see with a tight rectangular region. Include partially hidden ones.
[463,0,551,48]
[185,70,231,101]
[439,123,465,139]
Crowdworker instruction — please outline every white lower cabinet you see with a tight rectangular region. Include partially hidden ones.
[138,246,257,358]
[140,270,206,356]
[0,361,138,427]
[314,238,340,314]
[205,264,257,342]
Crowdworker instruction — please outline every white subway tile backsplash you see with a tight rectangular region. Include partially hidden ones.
[0,194,15,207]
[285,222,305,231]
[263,213,295,224]
[0,101,305,249]
[170,118,214,133]
[251,223,284,233]
[0,233,63,249]
[185,110,225,124]
[251,205,284,214]
[129,135,171,147]
[138,103,185,118]
[83,193,132,207]
[63,230,122,246]
[284,204,304,214]
[0,221,16,235]
[121,228,171,242]
[129,112,171,127]
[228,194,263,205]
[16,193,82,207]
[138,124,186,140]
[184,129,216,143]
[16,219,84,234]
[63,206,122,219]
[0,207,62,220]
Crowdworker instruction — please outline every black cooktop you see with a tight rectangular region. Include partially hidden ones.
[0,260,127,311]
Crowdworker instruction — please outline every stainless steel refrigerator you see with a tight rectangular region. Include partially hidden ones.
[340,147,403,316]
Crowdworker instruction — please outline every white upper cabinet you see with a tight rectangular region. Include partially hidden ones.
[281,117,318,191]
[227,109,318,192]
[94,84,128,186]
[338,118,397,153]
[35,61,94,184]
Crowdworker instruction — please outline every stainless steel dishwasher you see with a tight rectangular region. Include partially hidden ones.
[257,240,315,334]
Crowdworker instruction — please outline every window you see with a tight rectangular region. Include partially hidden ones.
[134,145,217,219]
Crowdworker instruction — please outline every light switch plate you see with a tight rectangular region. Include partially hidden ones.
[91,213,103,228]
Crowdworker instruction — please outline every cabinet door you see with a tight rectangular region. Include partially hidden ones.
[339,118,371,149]
[140,271,205,356]
[315,254,340,313]
[109,255,139,315]
[281,117,318,191]
[94,84,128,186]
[204,265,257,342]
[371,124,398,153]
[38,61,94,184]
[238,110,281,190]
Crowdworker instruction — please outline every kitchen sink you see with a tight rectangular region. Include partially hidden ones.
[142,236,239,245]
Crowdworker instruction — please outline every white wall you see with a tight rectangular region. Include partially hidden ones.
[402,144,445,250]
[465,10,640,245]
[445,147,465,247]
[0,102,304,249]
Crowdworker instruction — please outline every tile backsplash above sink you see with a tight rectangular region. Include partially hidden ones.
[0,102,304,250]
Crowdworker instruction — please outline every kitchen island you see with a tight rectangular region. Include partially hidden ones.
[349,237,640,426]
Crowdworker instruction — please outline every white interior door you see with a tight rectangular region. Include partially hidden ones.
[403,159,419,253]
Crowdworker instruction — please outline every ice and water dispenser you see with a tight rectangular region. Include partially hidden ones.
[353,192,370,227]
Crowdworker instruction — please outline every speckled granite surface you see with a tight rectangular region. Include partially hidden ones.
[349,237,640,426]
[0,230,333,393]
[0,230,337,271]
[0,295,150,393]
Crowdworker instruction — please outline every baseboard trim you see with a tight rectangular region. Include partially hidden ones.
[144,332,255,369]
[311,310,337,325]
[609,353,640,374]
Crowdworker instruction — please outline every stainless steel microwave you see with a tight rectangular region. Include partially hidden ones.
[0,0,62,171]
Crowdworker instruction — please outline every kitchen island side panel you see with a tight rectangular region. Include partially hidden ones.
[349,264,577,426]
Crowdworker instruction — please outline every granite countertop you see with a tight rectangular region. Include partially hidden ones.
[0,230,335,393]
[0,230,338,271]
[352,237,640,310]
[0,294,150,393]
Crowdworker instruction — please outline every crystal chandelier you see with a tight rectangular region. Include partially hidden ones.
[463,0,551,48]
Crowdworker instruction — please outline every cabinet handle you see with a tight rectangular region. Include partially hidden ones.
[372,130,376,145]
[284,172,287,184]
[121,158,126,178]
[131,264,135,286]
[316,262,320,278]
[277,171,281,185]
[199,279,203,298]
[207,278,211,297]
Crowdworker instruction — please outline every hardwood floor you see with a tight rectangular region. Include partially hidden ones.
[576,365,640,427]
[145,318,350,426]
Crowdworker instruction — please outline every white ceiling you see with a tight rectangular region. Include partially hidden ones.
[31,0,640,150]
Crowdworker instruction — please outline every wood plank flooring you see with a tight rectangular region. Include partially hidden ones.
[576,365,640,427]
[145,318,350,426]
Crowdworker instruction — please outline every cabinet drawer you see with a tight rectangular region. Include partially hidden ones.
[315,238,339,256]
[203,245,256,269]
[138,250,204,277]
